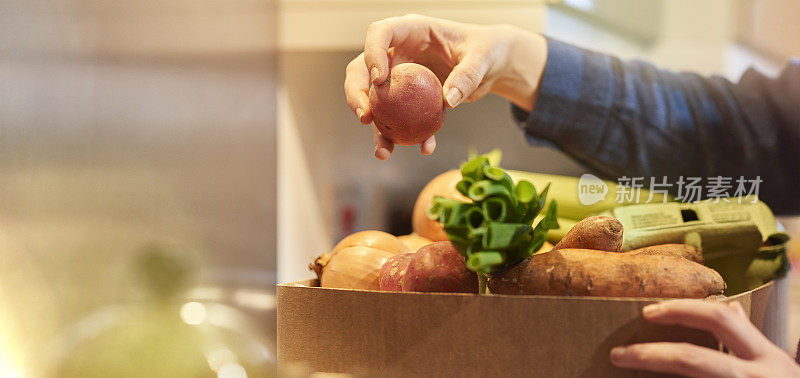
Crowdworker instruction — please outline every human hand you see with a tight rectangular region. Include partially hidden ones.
[610,300,800,378]
[344,14,547,160]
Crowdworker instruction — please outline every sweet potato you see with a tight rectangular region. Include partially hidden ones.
[625,244,704,264]
[379,253,414,291]
[488,248,725,298]
[402,241,478,293]
[552,216,623,252]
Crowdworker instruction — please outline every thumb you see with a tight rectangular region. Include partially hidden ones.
[442,53,489,108]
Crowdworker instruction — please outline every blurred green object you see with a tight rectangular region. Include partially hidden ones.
[745,233,791,290]
[135,241,198,301]
[49,241,275,377]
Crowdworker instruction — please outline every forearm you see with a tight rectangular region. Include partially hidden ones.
[512,38,800,212]
[490,26,547,112]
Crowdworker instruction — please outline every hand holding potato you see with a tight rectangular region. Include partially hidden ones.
[611,300,800,377]
[344,15,547,160]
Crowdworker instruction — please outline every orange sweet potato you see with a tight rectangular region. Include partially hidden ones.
[625,244,704,264]
[488,248,725,298]
[552,216,623,252]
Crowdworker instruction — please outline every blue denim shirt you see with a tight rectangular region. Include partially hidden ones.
[513,38,800,214]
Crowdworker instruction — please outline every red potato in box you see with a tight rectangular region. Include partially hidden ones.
[401,241,478,293]
[379,253,414,291]
[369,63,446,145]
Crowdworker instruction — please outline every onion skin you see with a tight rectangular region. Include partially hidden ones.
[331,230,410,256]
[319,246,398,290]
[412,170,470,242]
[312,231,409,290]
[397,233,434,252]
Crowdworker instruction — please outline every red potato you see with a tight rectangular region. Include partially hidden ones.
[402,241,478,293]
[369,63,446,145]
[380,253,414,291]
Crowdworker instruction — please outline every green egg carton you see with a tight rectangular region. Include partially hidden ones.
[603,199,789,295]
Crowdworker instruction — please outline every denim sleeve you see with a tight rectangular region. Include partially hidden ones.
[512,38,800,214]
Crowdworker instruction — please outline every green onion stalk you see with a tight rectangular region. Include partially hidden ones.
[428,151,559,294]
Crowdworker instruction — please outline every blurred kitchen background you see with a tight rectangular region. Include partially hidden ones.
[1,0,277,376]
[0,0,799,376]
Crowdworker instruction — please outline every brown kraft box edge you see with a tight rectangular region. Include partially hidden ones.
[277,279,781,378]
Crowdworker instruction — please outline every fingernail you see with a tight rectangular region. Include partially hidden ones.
[610,347,626,361]
[421,139,436,155]
[446,87,462,107]
[356,108,365,123]
[642,304,661,317]
[375,147,390,161]
[370,67,380,83]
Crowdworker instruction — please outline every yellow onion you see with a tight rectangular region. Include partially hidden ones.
[412,170,471,241]
[330,230,410,256]
[397,233,434,252]
[314,246,397,290]
[311,230,409,290]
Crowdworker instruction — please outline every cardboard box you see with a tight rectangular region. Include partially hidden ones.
[278,277,784,377]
